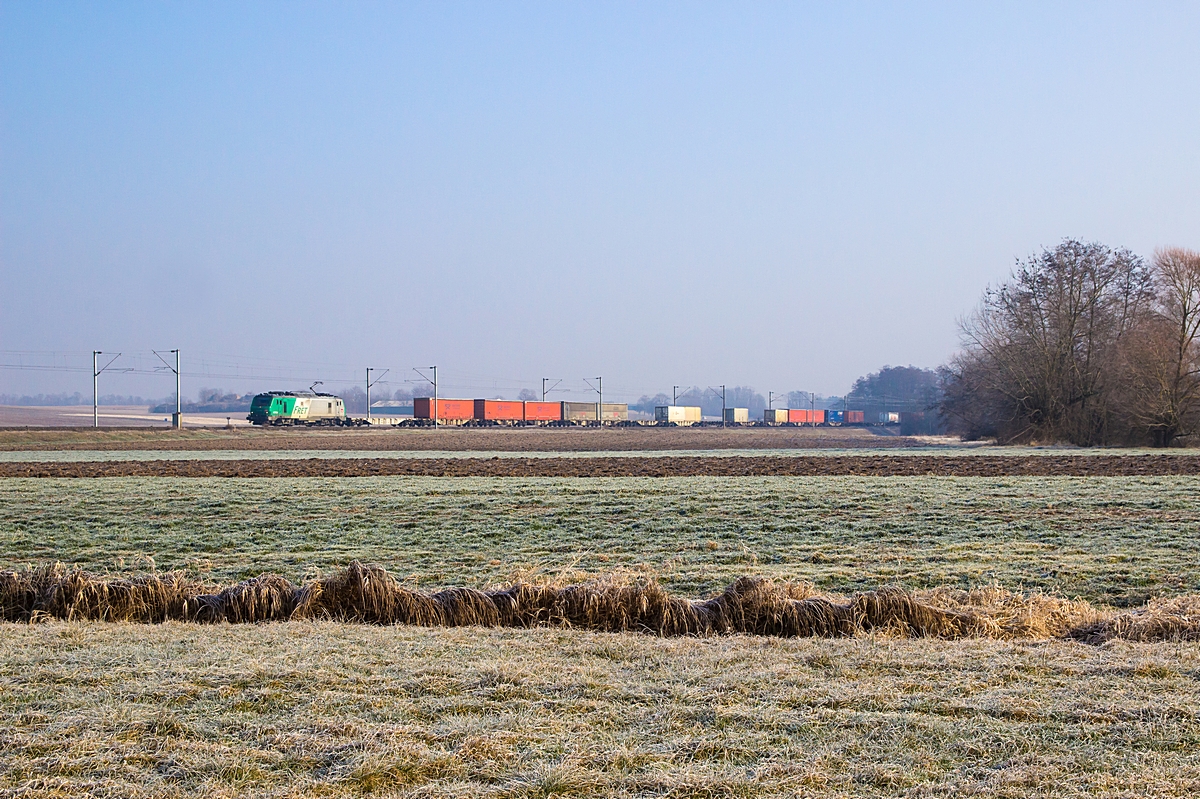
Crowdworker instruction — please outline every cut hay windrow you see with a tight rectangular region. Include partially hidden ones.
[1,561,1198,644]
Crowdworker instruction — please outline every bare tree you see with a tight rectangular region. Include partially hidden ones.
[1116,247,1200,445]
[945,240,1152,444]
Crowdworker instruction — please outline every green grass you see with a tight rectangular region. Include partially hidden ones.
[3,476,1198,605]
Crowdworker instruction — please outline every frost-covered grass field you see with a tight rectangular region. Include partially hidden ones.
[4,622,1200,798]
[2,476,1197,604]
[4,474,1200,797]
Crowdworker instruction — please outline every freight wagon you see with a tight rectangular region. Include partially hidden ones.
[723,407,750,424]
[412,399,628,425]
[656,405,702,425]
[523,401,561,422]
[561,402,629,423]
[413,398,475,423]
[474,399,524,422]
[788,408,825,425]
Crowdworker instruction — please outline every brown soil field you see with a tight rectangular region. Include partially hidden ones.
[5,453,1200,477]
[0,424,929,452]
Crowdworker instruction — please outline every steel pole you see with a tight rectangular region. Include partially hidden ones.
[432,366,437,429]
[175,350,181,428]
[366,368,371,422]
[93,351,99,429]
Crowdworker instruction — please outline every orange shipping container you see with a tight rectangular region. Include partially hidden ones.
[413,398,475,421]
[474,399,524,421]
[845,410,865,424]
[787,408,826,425]
[523,401,562,421]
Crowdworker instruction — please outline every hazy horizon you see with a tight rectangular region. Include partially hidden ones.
[3,3,1198,403]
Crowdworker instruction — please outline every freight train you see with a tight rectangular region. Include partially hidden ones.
[245,394,633,426]
[248,391,914,428]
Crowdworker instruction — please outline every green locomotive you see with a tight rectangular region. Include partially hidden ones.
[247,391,348,426]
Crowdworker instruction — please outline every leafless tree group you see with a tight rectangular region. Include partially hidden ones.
[941,240,1200,446]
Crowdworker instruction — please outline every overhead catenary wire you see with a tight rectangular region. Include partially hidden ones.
[3,351,892,408]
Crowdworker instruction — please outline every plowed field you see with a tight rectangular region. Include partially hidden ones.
[5,453,1199,477]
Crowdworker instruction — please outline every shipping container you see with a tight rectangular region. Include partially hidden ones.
[763,408,788,424]
[788,408,826,425]
[845,410,865,424]
[413,397,475,421]
[473,399,524,422]
[879,411,900,424]
[601,403,628,422]
[561,402,628,422]
[826,409,845,425]
[655,405,702,424]
[370,401,413,416]
[522,401,561,422]
[562,401,599,422]
[723,407,749,423]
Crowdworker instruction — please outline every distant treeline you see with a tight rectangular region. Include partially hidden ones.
[0,392,156,406]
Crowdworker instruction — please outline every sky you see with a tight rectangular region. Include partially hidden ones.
[2,2,1198,403]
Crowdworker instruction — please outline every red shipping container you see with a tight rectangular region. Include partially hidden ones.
[845,410,865,424]
[413,398,475,420]
[523,401,562,421]
[788,409,826,424]
[474,399,524,421]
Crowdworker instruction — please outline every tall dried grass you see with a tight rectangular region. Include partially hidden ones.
[1069,595,1200,644]
[918,585,1104,639]
[195,574,299,623]
[23,563,201,622]
[293,561,442,625]
[1,561,1198,643]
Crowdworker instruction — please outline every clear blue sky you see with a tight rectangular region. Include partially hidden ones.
[2,2,1198,402]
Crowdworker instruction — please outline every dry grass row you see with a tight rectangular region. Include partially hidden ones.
[2,561,1198,643]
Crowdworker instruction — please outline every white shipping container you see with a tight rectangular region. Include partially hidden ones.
[723,407,749,423]
[562,401,628,422]
[879,411,900,424]
[763,408,788,424]
[655,405,702,423]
